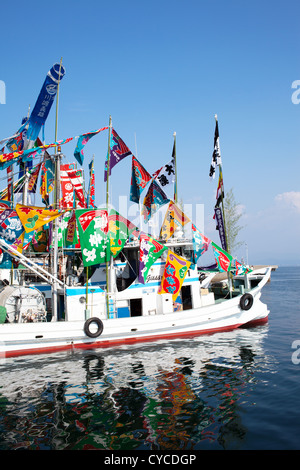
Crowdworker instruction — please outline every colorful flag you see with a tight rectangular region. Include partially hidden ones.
[215,166,224,207]
[16,204,66,233]
[192,224,211,262]
[153,156,175,196]
[159,251,191,301]
[209,117,222,179]
[214,206,227,251]
[142,180,169,222]
[26,63,66,144]
[160,201,190,241]
[74,127,108,165]
[60,163,76,208]
[138,233,168,284]
[15,163,41,194]
[0,137,73,168]
[6,166,13,202]
[5,117,28,153]
[30,226,49,252]
[11,230,34,253]
[0,209,24,244]
[57,211,80,248]
[211,241,233,272]
[70,169,86,208]
[104,129,132,182]
[75,209,109,267]
[231,258,252,276]
[130,156,152,203]
[107,209,138,258]
[40,157,55,205]
[88,156,95,208]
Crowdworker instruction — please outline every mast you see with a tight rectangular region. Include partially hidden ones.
[215,114,229,253]
[52,58,63,321]
[173,131,177,204]
[105,116,112,317]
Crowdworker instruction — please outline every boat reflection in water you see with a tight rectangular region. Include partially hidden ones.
[0,325,276,450]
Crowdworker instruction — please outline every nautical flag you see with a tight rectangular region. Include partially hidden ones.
[160,201,190,241]
[214,206,227,251]
[60,164,86,209]
[16,204,66,233]
[6,166,13,202]
[88,156,95,208]
[159,251,191,301]
[14,163,41,194]
[75,209,109,267]
[57,211,80,248]
[26,63,66,144]
[230,258,252,276]
[104,129,132,182]
[11,230,34,253]
[6,117,28,153]
[40,157,55,206]
[138,233,168,284]
[209,117,222,179]
[142,180,169,222]
[0,129,26,151]
[68,169,86,209]
[107,209,139,258]
[211,241,233,272]
[74,127,108,166]
[192,224,211,263]
[60,163,76,208]
[153,156,175,197]
[215,166,224,207]
[0,209,24,244]
[30,226,49,253]
[0,136,73,169]
[130,156,152,203]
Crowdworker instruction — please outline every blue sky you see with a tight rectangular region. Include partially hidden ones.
[1,0,299,266]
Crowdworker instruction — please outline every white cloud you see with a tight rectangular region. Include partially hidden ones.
[275,191,300,213]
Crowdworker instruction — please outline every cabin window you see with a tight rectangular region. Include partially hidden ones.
[116,248,139,291]
[130,298,142,317]
[181,285,192,310]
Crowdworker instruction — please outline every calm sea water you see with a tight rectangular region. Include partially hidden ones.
[0,266,299,451]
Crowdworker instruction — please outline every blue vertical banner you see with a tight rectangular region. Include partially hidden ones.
[26,63,66,143]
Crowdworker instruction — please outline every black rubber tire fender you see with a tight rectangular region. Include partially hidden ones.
[84,317,104,338]
[239,293,253,311]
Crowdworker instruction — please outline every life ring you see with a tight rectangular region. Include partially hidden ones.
[84,317,104,338]
[240,293,253,311]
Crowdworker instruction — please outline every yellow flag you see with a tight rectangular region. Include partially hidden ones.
[16,204,66,233]
[159,250,191,301]
[160,201,190,241]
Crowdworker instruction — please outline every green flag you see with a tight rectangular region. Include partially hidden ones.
[76,209,109,267]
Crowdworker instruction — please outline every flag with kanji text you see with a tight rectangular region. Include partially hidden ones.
[75,208,109,267]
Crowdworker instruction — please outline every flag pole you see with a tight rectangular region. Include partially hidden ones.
[214,114,229,253]
[105,116,112,318]
[173,132,177,204]
[52,57,63,321]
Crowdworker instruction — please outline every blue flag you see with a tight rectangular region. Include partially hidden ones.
[26,63,66,144]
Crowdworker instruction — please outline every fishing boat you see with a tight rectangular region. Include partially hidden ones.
[0,63,272,358]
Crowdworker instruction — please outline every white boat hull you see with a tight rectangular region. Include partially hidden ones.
[0,269,270,358]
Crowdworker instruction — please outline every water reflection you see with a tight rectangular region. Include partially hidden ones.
[0,325,277,450]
